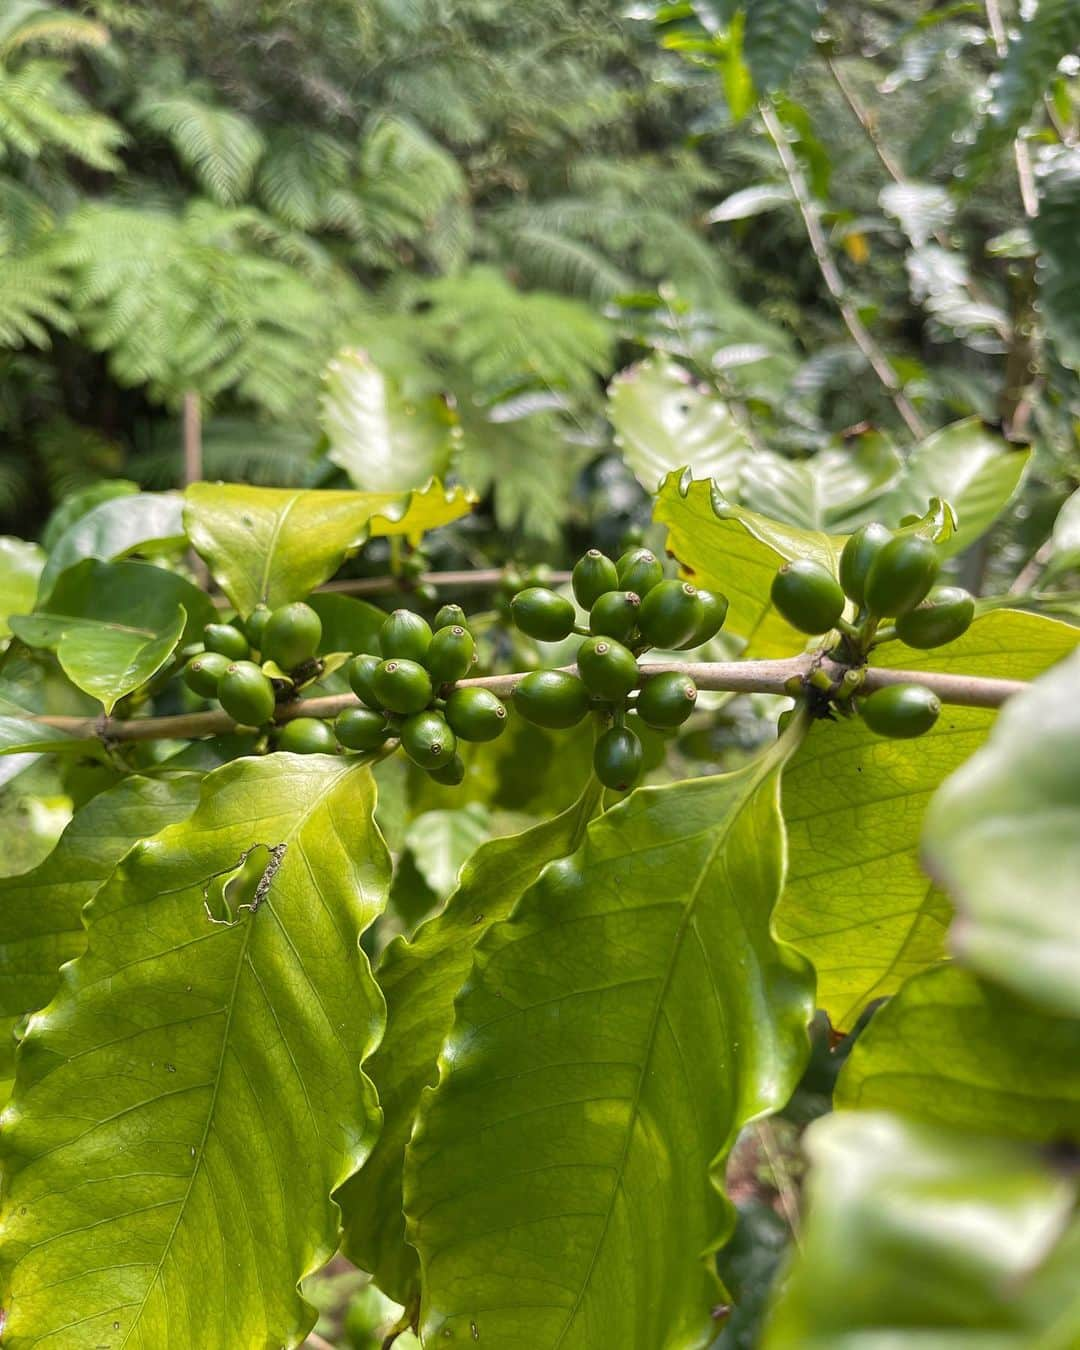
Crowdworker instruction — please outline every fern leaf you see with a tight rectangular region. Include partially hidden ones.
[134,93,265,204]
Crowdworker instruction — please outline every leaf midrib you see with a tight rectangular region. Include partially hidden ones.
[550,762,770,1348]
[118,761,355,1344]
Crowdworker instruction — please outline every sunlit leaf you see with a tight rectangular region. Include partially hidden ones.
[0,538,44,640]
[776,611,1078,1029]
[0,754,390,1346]
[706,184,791,222]
[320,348,461,492]
[836,964,1080,1142]
[184,480,473,614]
[877,418,1030,557]
[0,774,201,1092]
[609,356,751,495]
[923,647,1080,1017]
[339,781,602,1303]
[404,740,813,1347]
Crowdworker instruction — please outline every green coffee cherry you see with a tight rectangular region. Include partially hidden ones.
[445,687,506,741]
[895,585,975,650]
[261,602,322,670]
[589,590,641,642]
[864,535,940,618]
[860,683,941,739]
[413,582,439,606]
[512,670,591,729]
[444,687,508,742]
[277,717,337,755]
[433,603,469,632]
[840,523,893,607]
[428,752,466,786]
[184,651,230,699]
[373,658,433,715]
[402,550,428,580]
[593,725,644,792]
[334,707,390,752]
[380,609,432,663]
[400,709,457,769]
[636,671,698,728]
[678,587,729,649]
[426,625,476,685]
[770,560,846,635]
[525,563,553,589]
[616,548,664,598]
[576,637,639,701]
[511,587,576,642]
[218,660,276,726]
[203,622,249,660]
[243,604,272,648]
[572,549,619,610]
[347,653,383,709]
[638,579,704,649]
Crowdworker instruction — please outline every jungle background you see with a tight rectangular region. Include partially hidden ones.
[1,0,1078,1344]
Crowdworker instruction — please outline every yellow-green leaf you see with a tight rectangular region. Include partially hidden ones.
[776,611,1078,1030]
[184,480,474,614]
[0,754,390,1347]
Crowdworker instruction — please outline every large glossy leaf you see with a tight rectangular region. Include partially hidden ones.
[36,492,187,602]
[405,804,492,898]
[608,356,751,494]
[741,438,903,533]
[654,474,951,656]
[763,1113,1079,1349]
[744,0,821,95]
[184,480,473,614]
[1033,148,1080,371]
[320,348,460,492]
[654,472,843,655]
[776,611,1078,1030]
[878,418,1030,557]
[339,781,602,1303]
[404,738,814,1348]
[836,964,1080,1142]
[0,538,44,640]
[923,647,1080,1017]
[0,774,201,1091]
[8,559,213,712]
[0,754,390,1347]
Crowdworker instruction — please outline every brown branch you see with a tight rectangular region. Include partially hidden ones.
[23,655,1028,743]
[758,101,928,440]
[211,569,573,607]
[983,0,1039,219]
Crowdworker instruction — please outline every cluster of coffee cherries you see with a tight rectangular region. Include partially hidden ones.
[769,522,975,740]
[183,601,324,731]
[341,603,505,784]
[505,547,729,792]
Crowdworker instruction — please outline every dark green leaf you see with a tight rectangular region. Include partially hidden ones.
[405,740,814,1346]
[1033,148,1080,371]
[36,491,187,602]
[340,781,601,1303]
[8,559,213,712]
[744,0,822,96]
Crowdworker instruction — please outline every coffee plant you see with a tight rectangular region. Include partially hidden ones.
[0,457,1076,1349]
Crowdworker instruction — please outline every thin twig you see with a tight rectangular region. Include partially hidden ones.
[315,569,570,598]
[1010,539,1053,594]
[304,1334,336,1350]
[21,654,1029,743]
[758,100,928,440]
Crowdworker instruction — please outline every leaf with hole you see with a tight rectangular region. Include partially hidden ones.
[0,754,390,1347]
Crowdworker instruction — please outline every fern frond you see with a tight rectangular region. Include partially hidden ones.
[0,247,71,349]
[133,92,265,204]
[0,1,109,57]
[0,59,124,170]
[256,130,350,230]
